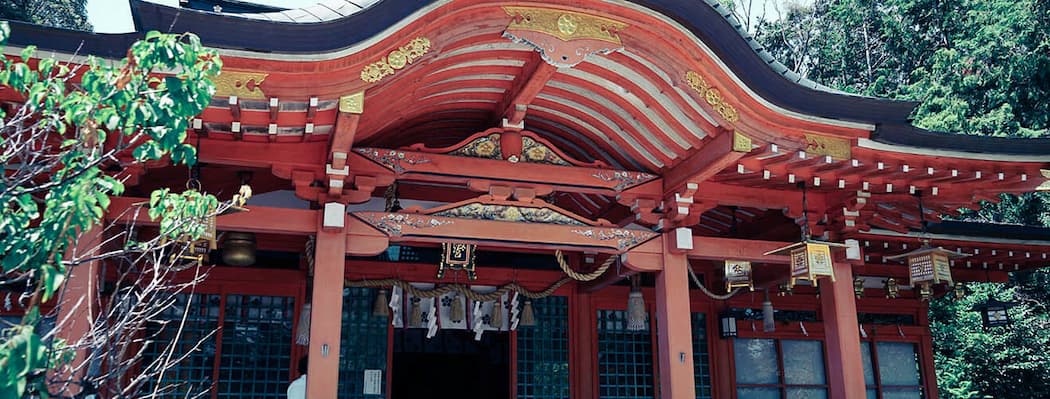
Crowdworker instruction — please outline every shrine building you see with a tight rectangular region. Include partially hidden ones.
[5,0,1050,398]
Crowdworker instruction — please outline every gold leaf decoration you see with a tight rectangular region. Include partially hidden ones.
[503,6,628,44]
[360,37,432,83]
[803,133,851,160]
[732,131,753,152]
[214,70,268,99]
[339,91,364,114]
[685,71,740,123]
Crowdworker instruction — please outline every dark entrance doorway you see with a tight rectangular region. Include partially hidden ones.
[392,328,509,399]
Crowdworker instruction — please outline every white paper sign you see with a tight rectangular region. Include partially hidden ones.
[363,369,382,395]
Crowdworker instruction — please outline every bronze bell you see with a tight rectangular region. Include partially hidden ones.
[221,232,256,266]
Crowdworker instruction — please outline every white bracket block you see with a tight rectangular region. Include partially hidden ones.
[674,227,693,251]
[501,117,525,130]
[845,239,861,260]
[326,163,350,176]
[323,202,346,230]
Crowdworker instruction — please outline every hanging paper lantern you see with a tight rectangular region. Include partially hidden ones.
[886,245,968,288]
[438,242,478,280]
[718,311,738,338]
[970,295,1019,328]
[765,241,847,287]
[724,260,754,292]
[952,282,967,301]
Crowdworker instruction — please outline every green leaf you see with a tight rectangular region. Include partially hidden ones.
[39,263,65,303]
[19,45,35,62]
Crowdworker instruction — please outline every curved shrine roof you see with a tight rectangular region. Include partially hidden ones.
[5,0,1050,159]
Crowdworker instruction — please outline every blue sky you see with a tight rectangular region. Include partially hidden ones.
[86,0,322,33]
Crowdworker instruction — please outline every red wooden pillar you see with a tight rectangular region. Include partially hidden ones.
[571,290,596,399]
[710,303,734,399]
[306,206,347,399]
[655,233,696,399]
[820,262,867,399]
[917,303,940,399]
[52,227,102,394]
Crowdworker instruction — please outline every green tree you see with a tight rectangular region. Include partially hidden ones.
[930,279,1050,399]
[0,21,223,397]
[0,0,91,31]
[735,0,1050,397]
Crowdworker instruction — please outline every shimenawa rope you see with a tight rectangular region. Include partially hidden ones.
[553,249,614,281]
[686,262,742,300]
[345,278,570,300]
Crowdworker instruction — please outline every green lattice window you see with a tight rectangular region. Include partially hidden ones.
[597,309,654,399]
[142,293,221,398]
[734,338,829,399]
[861,341,924,399]
[217,294,295,398]
[516,296,569,399]
[692,312,713,399]
[338,287,389,398]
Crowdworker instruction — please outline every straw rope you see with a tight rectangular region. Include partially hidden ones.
[344,277,571,301]
[686,262,742,300]
[554,250,614,281]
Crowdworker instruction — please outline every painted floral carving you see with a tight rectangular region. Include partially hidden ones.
[571,228,657,250]
[521,136,571,166]
[362,213,452,236]
[450,134,502,159]
[434,203,586,225]
[354,148,431,173]
[592,170,658,191]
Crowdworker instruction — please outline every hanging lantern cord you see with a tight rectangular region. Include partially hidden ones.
[916,191,930,242]
[730,206,739,237]
[686,263,742,300]
[186,134,203,191]
[798,182,810,241]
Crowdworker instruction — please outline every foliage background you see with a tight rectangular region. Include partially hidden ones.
[731,0,1050,397]
[0,0,91,31]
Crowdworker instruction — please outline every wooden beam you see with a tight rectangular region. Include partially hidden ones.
[351,211,658,254]
[329,112,360,170]
[106,196,318,235]
[687,236,792,263]
[349,148,661,196]
[853,263,1009,283]
[498,53,558,126]
[198,138,325,173]
[663,131,748,195]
